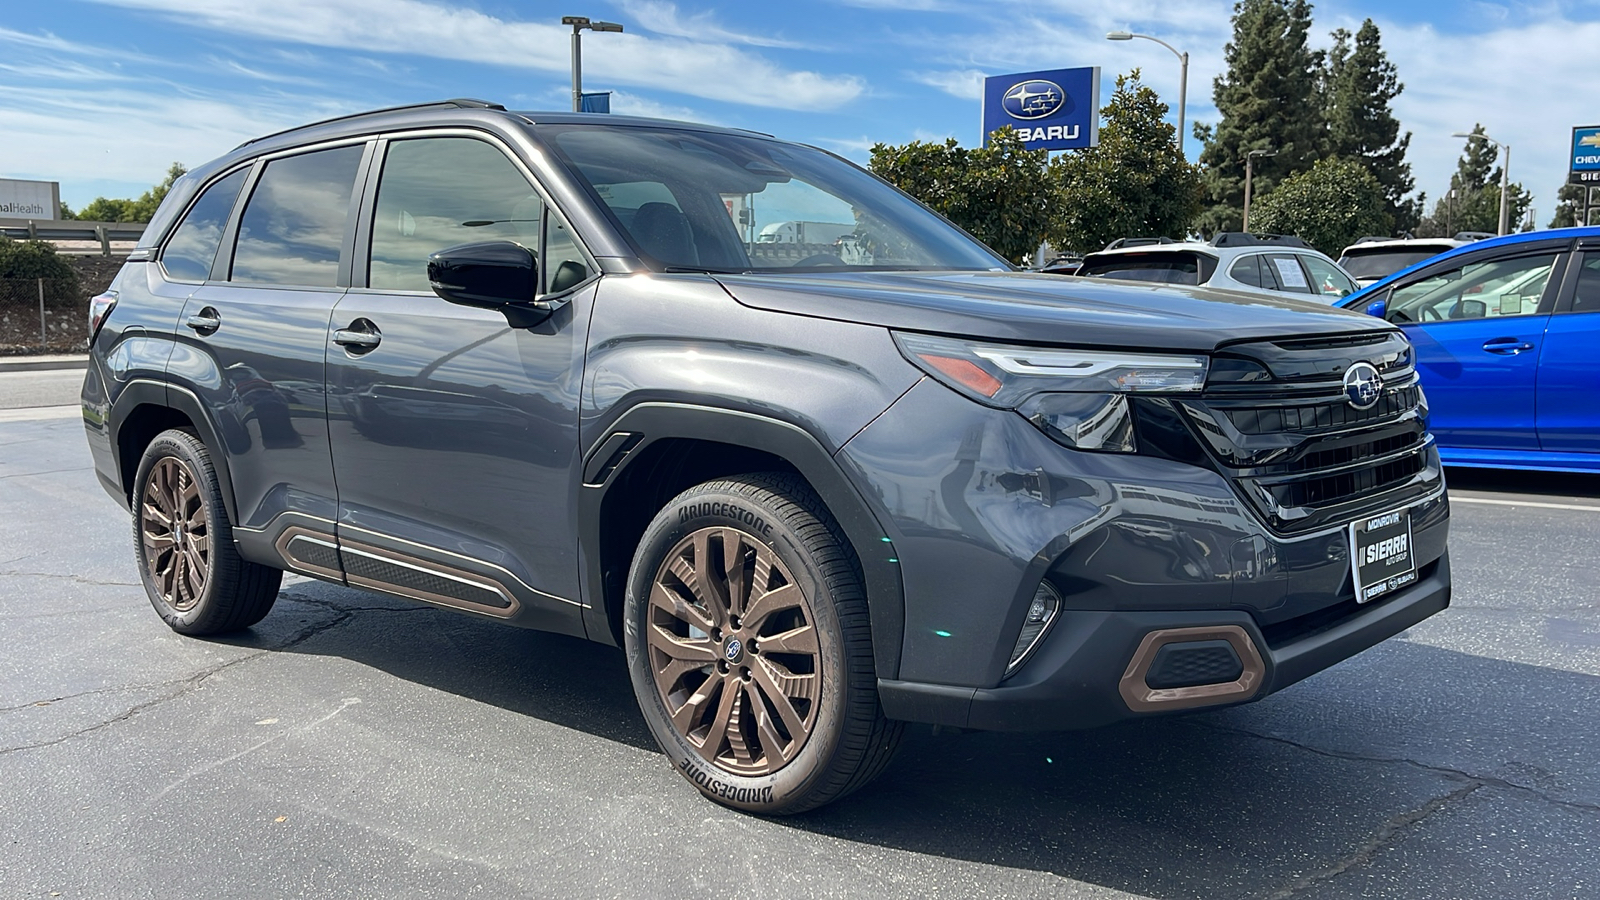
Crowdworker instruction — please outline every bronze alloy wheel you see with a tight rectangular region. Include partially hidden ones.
[139,456,210,612]
[646,526,821,777]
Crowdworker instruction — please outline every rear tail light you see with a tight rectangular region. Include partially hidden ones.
[88,290,118,344]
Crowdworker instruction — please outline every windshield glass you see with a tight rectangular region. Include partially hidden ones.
[537,125,1007,272]
[1338,247,1451,280]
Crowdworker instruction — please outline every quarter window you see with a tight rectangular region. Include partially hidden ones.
[230,144,364,287]
[543,207,593,294]
[162,168,247,282]
[369,137,539,292]
[1388,253,1558,323]
[1229,255,1264,288]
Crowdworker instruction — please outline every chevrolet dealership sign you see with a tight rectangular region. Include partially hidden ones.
[981,67,1100,150]
[0,178,61,218]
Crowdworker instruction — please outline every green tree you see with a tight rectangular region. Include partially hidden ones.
[1249,157,1392,256]
[869,127,1054,263]
[1324,19,1417,231]
[1047,70,1203,252]
[1550,183,1585,228]
[1195,0,1325,234]
[71,162,187,223]
[1415,128,1530,236]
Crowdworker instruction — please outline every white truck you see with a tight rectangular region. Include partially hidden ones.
[755,220,855,244]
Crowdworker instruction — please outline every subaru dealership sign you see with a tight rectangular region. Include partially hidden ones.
[982,67,1100,151]
[1571,126,1600,185]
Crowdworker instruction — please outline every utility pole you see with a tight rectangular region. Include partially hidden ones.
[562,16,624,112]
[1243,148,1277,232]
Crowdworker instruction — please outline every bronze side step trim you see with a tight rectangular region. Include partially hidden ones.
[1118,625,1265,712]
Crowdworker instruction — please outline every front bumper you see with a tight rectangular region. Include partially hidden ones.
[837,376,1450,730]
[879,552,1449,731]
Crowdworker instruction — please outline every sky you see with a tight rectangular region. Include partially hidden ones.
[3,0,1597,223]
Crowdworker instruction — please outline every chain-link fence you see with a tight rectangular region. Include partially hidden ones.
[0,277,86,353]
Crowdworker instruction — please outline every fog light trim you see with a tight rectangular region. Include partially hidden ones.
[1004,581,1062,678]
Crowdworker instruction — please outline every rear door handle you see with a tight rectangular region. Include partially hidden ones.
[333,319,381,352]
[1482,337,1535,355]
[185,308,220,335]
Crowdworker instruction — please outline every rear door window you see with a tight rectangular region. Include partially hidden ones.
[161,168,247,282]
[1264,254,1314,294]
[1567,252,1600,314]
[230,144,365,287]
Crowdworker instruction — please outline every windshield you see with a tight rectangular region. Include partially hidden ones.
[537,125,1008,272]
[1338,247,1452,281]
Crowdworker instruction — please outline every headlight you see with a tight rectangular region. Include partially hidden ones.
[894,332,1209,453]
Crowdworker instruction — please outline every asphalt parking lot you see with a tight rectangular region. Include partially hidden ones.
[2,368,1598,900]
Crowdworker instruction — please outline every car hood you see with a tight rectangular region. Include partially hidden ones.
[715,270,1392,352]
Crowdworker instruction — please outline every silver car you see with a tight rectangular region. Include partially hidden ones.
[1077,234,1359,303]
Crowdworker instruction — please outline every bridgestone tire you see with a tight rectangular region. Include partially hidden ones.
[624,473,902,814]
[132,429,282,635]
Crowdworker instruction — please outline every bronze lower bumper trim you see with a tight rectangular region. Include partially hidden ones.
[1118,625,1265,712]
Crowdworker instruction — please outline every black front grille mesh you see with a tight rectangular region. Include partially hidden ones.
[1220,385,1420,435]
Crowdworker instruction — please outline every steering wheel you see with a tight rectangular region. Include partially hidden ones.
[792,253,846,267]
[1420,305,1443,322]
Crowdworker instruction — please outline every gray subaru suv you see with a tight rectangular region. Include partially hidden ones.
[82,99,1450,814]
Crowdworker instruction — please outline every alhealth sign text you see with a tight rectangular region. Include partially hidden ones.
[982,67,1100,151]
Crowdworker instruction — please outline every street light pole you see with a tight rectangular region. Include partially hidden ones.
[562,15,624,113]
[1243,148,1276,232]
[1106,31,1188,155]
[1452,130,1511,236]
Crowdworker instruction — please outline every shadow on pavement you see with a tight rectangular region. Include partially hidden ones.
[241,581,1600,900]
[1446,465,1600,499]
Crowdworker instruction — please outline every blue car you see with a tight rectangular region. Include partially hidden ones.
[1342,227,1600,472]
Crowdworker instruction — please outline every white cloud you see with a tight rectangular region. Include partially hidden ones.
[78,0,864,111]
[912,68,986,101]
[618,1,808,49]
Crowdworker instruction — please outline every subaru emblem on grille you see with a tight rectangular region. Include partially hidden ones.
[1343,362,1383,410]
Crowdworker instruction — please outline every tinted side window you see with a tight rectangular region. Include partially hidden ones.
[231,144,364,287]
[1388,253,1558,323]
[162,168,247,282]
[1229,255,1263,287]
[1569,253,1600,314]
[370,137,538,292]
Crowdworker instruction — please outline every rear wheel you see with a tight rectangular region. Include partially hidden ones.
[624,473,901,813]
[132,429,281,635]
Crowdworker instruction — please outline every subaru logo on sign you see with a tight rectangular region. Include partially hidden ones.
[983,67,1100,151]
[1002,80,1064,120]
[1343,362,1383,410]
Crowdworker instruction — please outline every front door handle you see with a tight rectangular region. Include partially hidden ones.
[333,319,381,352]
[1482,337,1535,355]
[185,307,220,335]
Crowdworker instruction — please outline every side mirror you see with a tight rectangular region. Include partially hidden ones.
[1458,298,1487,319]
[1364,298,1387,318]
[427,241,553,327]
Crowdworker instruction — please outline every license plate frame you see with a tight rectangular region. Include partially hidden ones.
[1349,506,1418,604]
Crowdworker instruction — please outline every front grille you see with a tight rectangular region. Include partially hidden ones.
[1181,331,1441,534]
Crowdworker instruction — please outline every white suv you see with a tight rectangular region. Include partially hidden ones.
[1337,234,1492,288]
[1078,234,1359,304]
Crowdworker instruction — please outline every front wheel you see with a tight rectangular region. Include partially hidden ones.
[132,429,282,635]
[623,473,901,814]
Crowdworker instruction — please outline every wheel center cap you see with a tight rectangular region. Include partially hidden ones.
[724,638,745,664]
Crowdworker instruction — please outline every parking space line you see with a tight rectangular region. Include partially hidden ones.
[1451,496,1600,513]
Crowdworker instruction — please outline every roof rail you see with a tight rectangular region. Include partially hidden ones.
[1209,232,1310,249]
[1453,231,1497,242]
[1350,235,1392,245]
[1103,236,1176,250]
[235,98,507,149]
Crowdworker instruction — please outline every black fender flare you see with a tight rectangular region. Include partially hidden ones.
[108,378,241,524]
[578,402,905,681]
